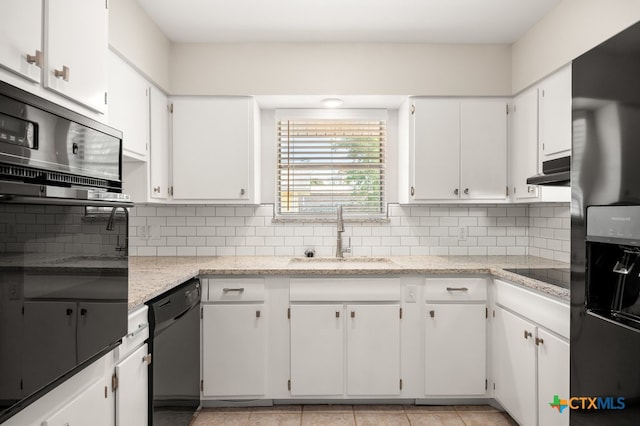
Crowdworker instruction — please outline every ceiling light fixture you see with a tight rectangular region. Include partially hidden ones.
[322,98,344,108]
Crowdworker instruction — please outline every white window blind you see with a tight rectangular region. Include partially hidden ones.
[277,119,386,215]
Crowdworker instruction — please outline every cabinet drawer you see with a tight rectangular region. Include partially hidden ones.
[290,277,401,302]
[425,278,487,302]
[207,278,265,302]
[116,305,149,360]
[494,279,569,339]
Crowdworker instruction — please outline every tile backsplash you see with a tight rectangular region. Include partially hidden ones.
[129,203,570,262]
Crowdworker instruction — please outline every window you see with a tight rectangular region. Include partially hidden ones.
[277,116,386,216]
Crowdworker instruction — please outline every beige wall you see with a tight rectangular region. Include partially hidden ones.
[170,43,511,96]
[108,0,172,91]
[512,0,640,93]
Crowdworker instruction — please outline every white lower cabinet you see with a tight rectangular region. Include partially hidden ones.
[114,344,149,426]
[494,306,537,426]
[346,304,401,396]
[289,303,401,397]
[201,304,266,397]
[537,328,570,426]
[493,280,570,426]
[425,303,487,396]
[201,278,267,398]
[290,304,344,396]
[42,375,112,426]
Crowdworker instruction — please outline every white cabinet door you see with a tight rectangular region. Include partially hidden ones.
[411,98,460,201]
[42,375,111,426]
[346,304,401,396]
[0,0,42,83]
[539,65,572,160]
[202,304,266,397]
[172,97,256,202]
[537,328,570,426]
[149,86,169,200]
[108,51,150,159]
[511,88,540,200]
[460,99,508,200]
[425,303,486,396]
[44,0,108,113]
[494,306,537,426]
[290,304,344,396]
[115,344,149,426]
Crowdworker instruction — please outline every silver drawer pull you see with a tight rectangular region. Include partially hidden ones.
[446,287,469,292]
[223,287,245,293]
[126,322,149,338]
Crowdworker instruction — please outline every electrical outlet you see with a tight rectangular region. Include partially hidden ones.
[138,225,150,240]
[458,226,467,241]
[406,285,417,303]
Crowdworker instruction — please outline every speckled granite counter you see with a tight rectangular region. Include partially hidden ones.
[129,255,570,309]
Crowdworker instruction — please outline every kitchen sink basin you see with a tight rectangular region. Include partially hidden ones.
[289,256,395,264]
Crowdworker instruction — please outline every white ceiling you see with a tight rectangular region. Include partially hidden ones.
[136,0,561,44]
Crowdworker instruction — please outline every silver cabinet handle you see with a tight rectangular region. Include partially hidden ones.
[464,188,469,195]
[524,330,533,339]
[142,354,152,365]
[446,287,468,292]
[153,186,161,193]
[26,50,43,67]
[222,287,245,293]
[535,337,544,346]
[453,188,459,195]
[54,65,70,81]
[126,322,149,338]
[527,185,536,193]
[410,186,415,196]
[240,188,246,196]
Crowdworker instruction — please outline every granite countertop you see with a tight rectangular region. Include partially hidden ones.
[129,255,570,309]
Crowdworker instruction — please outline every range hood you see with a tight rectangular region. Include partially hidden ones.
[527,156,570,186]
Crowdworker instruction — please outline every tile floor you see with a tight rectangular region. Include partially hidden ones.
[191,404,518,426]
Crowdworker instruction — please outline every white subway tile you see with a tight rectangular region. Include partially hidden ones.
[303,236,324,247]
[352,246,372,256]
[166,237,186,246]
[226,217,245,226]
[381,236,401,246]
[410,246,430,255]
[507,207,526,217]
[497,217,516,227]
[533,237,547,248]
[538,248,554,260]
[200,246,220,256]
[488,207,507,217]
[439,237,459,246]
[468,207,488,217]
[205,236,225,246]
[468,247,488,256]
[488,227,507,236]
[160,227,177,237]
[420,217,439,226]
[401,216,420,226]
[539,228,554,239]
[478,237,497,246]
[401,236,420,246]
[177,227,197,236]
[137,247,157,256]
[478,217,497,227]
[389,205,409,217]
[216,227,236,237]
[410,206,430,217]
[487,247,507,255]
[187,217,206,226]
[256,227,275,237]
[256,246,275,256]
[440,216,459,227]
[216,207,235,216]
[196,207,216,216]
[430,207,450,216]
[186,236,206,246]
[274,227,295,236]
[167,217,186,227]
[236,246,256,256]
[196,227,216,236]
[246,236,266,246]
[275,246,295,256]
[430,247,449,256]
[255,205,273,217]
[176,206,196,216]
[497,236,516,246]
[245,216,265,227]
[391,246,411,255]
[459,217,478,227]
[157,247,177,256]
[469,227,487,237]
[420,236,439,246]
[390,227,411,236]
[236,226,256,236]
[177,247,197,256]
[235,207,254,217]
[136,206,157,216]
[265,236,285,246]
[450,247,469,256]
[206,217,225,226]
[371,246,391,256]
[156,207,176,216]
[295,226,315,236]
[507,227,526,236]
[516,236,529,246]
[227,236,246,246]
[554,229,570,240]
[506,246,526,256]
[284,236,304,246]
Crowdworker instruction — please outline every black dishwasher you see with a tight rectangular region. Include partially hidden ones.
[147,278,201,426]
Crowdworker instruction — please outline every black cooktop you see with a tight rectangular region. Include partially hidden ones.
[503,268,570,289]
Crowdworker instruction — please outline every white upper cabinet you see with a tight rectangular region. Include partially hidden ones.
[0,0,43,83]
[460,99,508,200]
[171,97,261,203]
[108,51,150,160]
[510,65,571,203]
[411,98,461,201]
[149,87,170,200]
[44,0,108,113]
[538,65,572,161]
[511,87,540,200]
[400,97,508,203]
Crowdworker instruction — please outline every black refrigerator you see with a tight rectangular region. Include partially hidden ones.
[571,20,640,425]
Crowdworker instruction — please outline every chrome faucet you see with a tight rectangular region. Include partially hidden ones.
[106,206,129,253]
[336,205,351,258]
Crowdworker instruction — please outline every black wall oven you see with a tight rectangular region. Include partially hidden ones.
[0,81,130,423]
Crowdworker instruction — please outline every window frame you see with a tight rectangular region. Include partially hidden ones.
[274,109,388,219]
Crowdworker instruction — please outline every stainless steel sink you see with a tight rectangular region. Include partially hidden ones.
[289,256,394,264]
